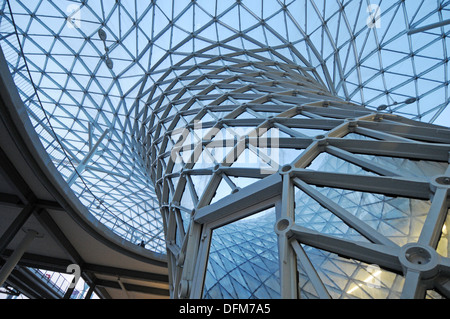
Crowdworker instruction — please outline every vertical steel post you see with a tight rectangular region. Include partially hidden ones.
[0,203,34,256]
[84,283,95,299]
[0,229,38,287]
[277,172,298,299]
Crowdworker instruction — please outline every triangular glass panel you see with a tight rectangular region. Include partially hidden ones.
[301,244,404,299]
[306,152,379,176]
[203,207,279,299]
[295,185,369,242]
[210,177,234,204]
[308,185,431,246]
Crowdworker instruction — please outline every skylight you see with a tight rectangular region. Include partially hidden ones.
[0,0,449,254]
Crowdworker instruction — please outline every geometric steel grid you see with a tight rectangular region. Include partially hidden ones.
[0,1,166,252]
[151,49,450,299]
[0,0,450,299]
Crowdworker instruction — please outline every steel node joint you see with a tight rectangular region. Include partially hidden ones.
[398,243,441,281]
[275,217,294,237]
[345,118,359,131]
[430,175,450,196]
[314,134,329,148]
[178,279,190,299]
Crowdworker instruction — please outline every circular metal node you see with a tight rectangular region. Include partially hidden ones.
[399,244,439,278]
[435,176,450,186]
[314,135,328,146]
[347,119,358,128]
[430,175,450,192]
[280,164,292,174]
[275,218,293,235]
[405,246,432,265]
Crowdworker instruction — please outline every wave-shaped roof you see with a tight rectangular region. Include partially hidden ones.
[0,0,448,253]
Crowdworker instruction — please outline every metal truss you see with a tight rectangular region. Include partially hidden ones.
[143,46,450,299]
[0,0,165,252]
[0,0,450,299]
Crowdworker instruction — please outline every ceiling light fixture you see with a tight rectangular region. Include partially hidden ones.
[98,29,113,70]
[377,97,417,111]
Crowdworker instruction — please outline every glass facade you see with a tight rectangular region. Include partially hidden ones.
[204,207,279,299]
[0,0,450,299]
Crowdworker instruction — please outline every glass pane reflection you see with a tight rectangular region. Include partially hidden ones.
[203,207,280,299]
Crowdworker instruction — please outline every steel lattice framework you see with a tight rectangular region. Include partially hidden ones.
[146,47,450,299]
[0,0,450,299]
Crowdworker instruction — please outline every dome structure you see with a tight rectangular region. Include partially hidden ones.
[0,0,449,299]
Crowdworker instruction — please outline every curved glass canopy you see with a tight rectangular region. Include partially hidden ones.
[0,0,449,256]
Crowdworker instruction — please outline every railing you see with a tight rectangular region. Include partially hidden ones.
[31,268,92,299]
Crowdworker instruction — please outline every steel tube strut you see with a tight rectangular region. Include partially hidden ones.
[0,229,38,287]
[135,47,450,299]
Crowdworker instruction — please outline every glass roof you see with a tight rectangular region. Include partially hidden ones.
[0,0,449,254]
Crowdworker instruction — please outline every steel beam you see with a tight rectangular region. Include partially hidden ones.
[327,138,450,162]
[408,19,450,35]
[278,174,297,299]
[288,224,403,274]
[400,270,426,299]
[2,250,170,295]
[419,188,450,248]
[194,173,282,224]
[95,279,170,297]
[33,209,83,266]
[325,145,401,177]
[293,177,398,247]
[358,121,450,143]
[440,256,450,276]
[0,193,64,211]
[435,277,450,299]
[83,263,169,285]
[291,240,331,299]
[292,169,431,200]
[0,202,35,256]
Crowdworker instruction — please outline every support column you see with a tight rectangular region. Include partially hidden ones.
[276,170,298,299]
[63,285,75,299]
[84,283,96,299]
[0,229,38,287]
[0,203,34,256]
